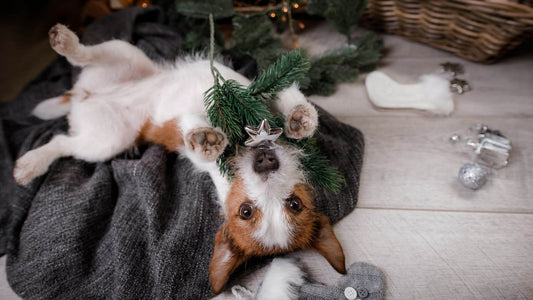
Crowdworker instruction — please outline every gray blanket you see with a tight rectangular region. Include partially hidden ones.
[0,7,364,299]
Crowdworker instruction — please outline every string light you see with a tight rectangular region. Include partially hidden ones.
[141,2,148,7]
[281,15,287,22]
[293,3,300,8]
[269,12,276,18]
[298,22,305,29]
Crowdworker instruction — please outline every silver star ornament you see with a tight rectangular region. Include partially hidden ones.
[244,119,283,147]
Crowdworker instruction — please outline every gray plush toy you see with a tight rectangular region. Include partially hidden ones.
[231,258,385,300]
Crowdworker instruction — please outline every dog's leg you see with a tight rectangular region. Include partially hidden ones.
[38,24,157,120]
[179,115,230,201]
[16,97,139,185]
[13,125,136,185]
[48,24,156,76]
[180,115,228,163]
[32,90,90,120]
[31,96,71,120]
[13,135,73,185]
[275,84,319,139]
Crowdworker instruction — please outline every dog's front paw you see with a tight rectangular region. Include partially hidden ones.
[49,24,80,56]
[285,104,318,139]
[13,151,48,185]
[186,128,228,162]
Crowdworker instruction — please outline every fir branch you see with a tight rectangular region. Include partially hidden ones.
[204,79,277,145]
[248,49,310,99]
[204,82,244,144]
[295,138,344,194]
[352,31,384,72]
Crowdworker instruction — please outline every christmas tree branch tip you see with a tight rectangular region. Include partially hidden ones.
[249,49,310,98]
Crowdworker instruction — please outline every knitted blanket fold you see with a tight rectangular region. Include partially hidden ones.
[0,7,364,299]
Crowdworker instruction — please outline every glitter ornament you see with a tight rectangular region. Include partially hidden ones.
[458,163,489,190]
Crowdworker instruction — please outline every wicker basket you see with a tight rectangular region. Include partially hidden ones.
[361,0,533,63]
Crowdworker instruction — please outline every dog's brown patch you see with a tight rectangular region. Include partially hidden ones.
[59,92,72,104]
[284,183,320,249]
[59,90,90,104]
[223,177,266,255]
[209,228,246,294]
[311,214,346,274]
[138,118,184,152]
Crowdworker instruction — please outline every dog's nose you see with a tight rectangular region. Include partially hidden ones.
[253,149,279,174]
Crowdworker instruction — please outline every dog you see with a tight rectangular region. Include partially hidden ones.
[13,24,346,294]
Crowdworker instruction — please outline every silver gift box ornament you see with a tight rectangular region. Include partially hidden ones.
[467,132,511,169]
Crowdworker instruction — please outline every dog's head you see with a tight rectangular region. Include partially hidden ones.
[209,138,345,294]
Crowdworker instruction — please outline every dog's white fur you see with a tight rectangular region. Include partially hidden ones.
[255,258,306,300]
[14,24,319,250]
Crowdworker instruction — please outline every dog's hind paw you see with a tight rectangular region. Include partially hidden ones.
[186,128,228,162]
[49,24,80,56]
[13,151,49,185]
[285,103,318,139]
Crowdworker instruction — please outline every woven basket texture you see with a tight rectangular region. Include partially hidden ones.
[361,0,533,63]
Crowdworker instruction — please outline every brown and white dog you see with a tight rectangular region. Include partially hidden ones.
[13,24,346,294]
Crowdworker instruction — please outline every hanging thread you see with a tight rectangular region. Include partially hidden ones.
[209,13,224,84]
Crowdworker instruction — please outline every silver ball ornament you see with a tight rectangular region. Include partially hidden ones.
[458,163,488,190]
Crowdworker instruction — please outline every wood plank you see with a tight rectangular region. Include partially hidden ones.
[338,116,533,212]
[214,209,533,299]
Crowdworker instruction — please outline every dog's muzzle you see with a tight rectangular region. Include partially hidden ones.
[253,141,279,174]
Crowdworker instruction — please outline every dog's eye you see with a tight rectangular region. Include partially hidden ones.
[287,196,303,213]
[239,203,254,220]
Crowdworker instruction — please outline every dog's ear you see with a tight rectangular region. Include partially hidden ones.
[209,226,246,294]
[311,214,346,274]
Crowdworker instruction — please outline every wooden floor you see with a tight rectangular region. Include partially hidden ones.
[2,23,532,299]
